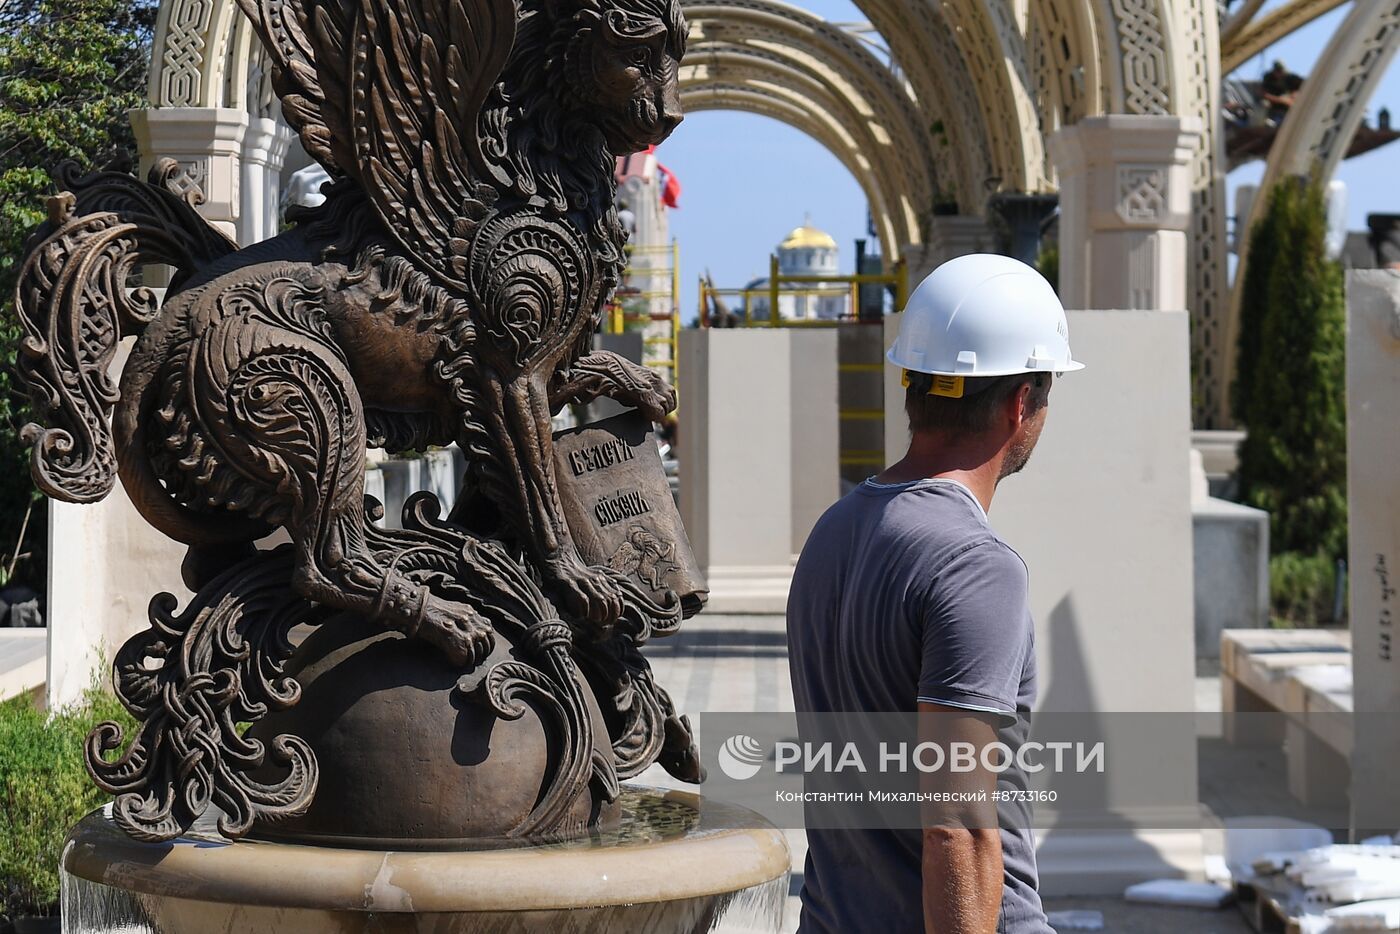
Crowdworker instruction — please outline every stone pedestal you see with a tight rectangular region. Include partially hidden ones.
[1193,496,1270,659]
[240,117,296,245]
[1345,271,1400,835]
[1047,116,1201,311]
[678,329,838,611]
[130,107,249,240]
[1001,310,1200,889]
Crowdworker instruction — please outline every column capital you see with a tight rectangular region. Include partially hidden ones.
[129,107,249,155]
[129,107,249,238]
[1049,116,1202,310]
[1049,116,1201,234]
[243,116,297,172]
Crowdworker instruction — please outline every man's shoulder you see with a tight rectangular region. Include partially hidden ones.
[798,482,1019,587]
[937,535,1030,586]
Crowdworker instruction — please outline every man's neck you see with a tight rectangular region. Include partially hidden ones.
[874,433,1004,514]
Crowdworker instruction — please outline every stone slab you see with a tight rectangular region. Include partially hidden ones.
[678,329,838,572]
[1345,271,1400,834]
[1193,496,1270,659]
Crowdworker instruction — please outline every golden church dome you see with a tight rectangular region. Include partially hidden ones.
[779,224,838,251]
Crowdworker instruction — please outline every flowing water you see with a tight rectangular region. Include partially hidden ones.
[58,860,155,934]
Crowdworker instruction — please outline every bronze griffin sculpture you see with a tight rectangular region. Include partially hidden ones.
[14,0,703,843]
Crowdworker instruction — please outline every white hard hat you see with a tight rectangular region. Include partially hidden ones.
[887,254,1084,377]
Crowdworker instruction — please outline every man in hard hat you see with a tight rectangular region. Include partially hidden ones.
[787,254,1082,933]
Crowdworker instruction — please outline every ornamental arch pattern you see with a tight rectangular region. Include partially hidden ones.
[681,85,904,254]
[146,0,1270,421]
[679,54,918,253]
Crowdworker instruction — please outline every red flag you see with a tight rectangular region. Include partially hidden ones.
[648,145,681,209]
[658,164,681,209]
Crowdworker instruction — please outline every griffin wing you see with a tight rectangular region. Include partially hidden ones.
[237,0,517,286]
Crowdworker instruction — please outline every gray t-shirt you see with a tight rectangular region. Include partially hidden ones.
[787,477,1050,934]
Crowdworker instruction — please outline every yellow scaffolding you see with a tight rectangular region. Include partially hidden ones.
[604,240,681,383]
[698,255,907,327]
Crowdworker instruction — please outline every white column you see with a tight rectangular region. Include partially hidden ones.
[787,329,839,554]
[130,107,249,241]
[241,117,296,245]
[1048,116,1201,311]
[678,329,838,611]
[1346,271,1400,836]
[901,216,993,284]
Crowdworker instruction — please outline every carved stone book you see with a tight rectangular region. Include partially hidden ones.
[553,411,707,617]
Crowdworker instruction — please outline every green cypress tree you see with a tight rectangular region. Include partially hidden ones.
[1231,190,1279,424]
[1234,175,1348,625]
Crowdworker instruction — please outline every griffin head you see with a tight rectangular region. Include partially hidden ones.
[555,0,688,152]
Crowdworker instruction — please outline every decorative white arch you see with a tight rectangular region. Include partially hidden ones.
[1221,0,1348,75]
[681,84,903,254]
[148,0,242,107]
[679,56,917,251]
[681,3,932,252]
[684,0,945,215]
[142,0,1231,413]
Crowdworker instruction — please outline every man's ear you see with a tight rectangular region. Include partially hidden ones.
[1007,380,1032,428]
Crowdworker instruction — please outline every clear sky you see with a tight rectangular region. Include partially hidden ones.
[654,0,1400,314]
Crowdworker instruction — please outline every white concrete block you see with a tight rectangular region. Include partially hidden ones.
[995,310,1200,885]
[678,329,838,579]
[680,329,792,571]
[787,330,839,554]
[1193,497,1270,659]
[985,311,1196,713]
[883,312,906,470]
[1345,271,1400,834]
[47,492,191,709]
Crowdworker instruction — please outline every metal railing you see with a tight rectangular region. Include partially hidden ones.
[698,255,907,327]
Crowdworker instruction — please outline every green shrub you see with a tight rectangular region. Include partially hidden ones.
[1270,551,1339,628]
[0,688,135,921]
[1233,174,1348,624]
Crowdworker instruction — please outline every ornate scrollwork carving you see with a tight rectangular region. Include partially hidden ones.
[468,213,595,371]
[13,0,697,844]
[86,548,325,842]
[15,162,237,503]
